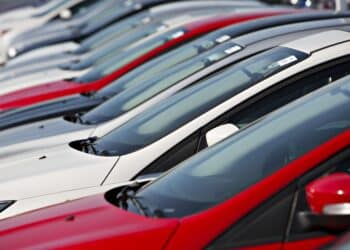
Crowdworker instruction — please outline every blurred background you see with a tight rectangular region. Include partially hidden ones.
[0,0,348,12]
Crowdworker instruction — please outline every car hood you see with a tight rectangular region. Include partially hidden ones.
[0,95,103,130]
[0,143,118,200]
[0,67,89,96]
[0,117,93,148]
[0,195,179,249]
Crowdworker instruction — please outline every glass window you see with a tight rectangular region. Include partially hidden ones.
[138,58,350,177]
[63,22,164,71]
[82,42,242,124]
[32,0,70,17]
[231,59,350,128]
[93,47,307,155]
[97,34,234,97]
[67,0,100,17]
[75,28,188,83]
[77,13,150,53]
[134,78,350,218]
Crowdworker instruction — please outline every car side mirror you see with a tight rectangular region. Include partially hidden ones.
[205,124,239,147]
[59,9,72,20]
[298,173,350,231]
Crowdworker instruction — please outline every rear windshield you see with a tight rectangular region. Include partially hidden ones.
[94,47,308,155]
[136,77,350,218]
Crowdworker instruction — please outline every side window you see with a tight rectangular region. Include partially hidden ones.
[287,149,350,242]
[197,57,350,152]
[207,186,295,249]
[230,58,350,128]
[206,150,350,249]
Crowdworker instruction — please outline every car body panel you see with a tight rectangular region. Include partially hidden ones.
[5,41,79,66]
[0,177,156,220]
[0,67,90,95]
[103,38,350,185]
[0,98,349,249]
[0,32,347,224]
[165,130,350,249]
[0,142,118,201]
[1,24,350,152]
[0,10,291,111]
[0,0,266,65]
[0,194,180,250]
[0,117,93,148]
[0,0,87,64]
[0,16,349,131]
[0,12,220,91]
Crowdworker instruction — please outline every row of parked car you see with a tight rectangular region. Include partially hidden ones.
[1,0,350,249]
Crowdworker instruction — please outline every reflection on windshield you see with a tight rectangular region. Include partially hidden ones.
[95,32,236,98]
[75,28,187,83]
[136,77,350,218]
[82,42,242,124]
[94,47,308,155]
[77,13,150,53]
[66,23,164,71]
[31,0,70,17]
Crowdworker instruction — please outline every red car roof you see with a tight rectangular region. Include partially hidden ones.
[0,10,292,111]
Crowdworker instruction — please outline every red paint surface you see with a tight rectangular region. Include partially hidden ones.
[0,10,292,111]
[283,236,335,250]
[0,195,179,250]
[0,129,348,249]
[306,172,350,214]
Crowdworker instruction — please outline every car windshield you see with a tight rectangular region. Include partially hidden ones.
[68,0,101,18]
[31,0,70,17]
[82,0,135,29]
[76,12,151,53]
[81,41,242,124]
[96,32,236,98]
[135,77,350,218]
[64,22,166,71]
[75,27,188,83]
[93,47,308,155]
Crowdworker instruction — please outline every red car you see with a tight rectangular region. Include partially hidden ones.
[0,74,350,249]
[0,10,292,111]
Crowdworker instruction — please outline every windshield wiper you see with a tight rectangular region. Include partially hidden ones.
[116,183,164,218]
[81,137,98,154]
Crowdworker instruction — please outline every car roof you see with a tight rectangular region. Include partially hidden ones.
[193,11,350,45]
[150,0,265,12]
[283,30,350,54]
[233,17,350,47]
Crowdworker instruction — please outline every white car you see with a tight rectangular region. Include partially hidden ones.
[1,19,350,148]
[0,5,256,95]
[0,14,214,95]
[0,0,88,65]
[2,1,262,68]
[0,30,350,219]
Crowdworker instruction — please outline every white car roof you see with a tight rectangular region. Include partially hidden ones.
[283,30,350,54]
